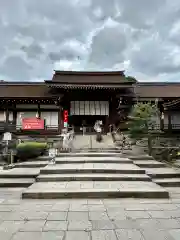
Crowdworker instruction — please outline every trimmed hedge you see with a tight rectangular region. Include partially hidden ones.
[16,142,47,161]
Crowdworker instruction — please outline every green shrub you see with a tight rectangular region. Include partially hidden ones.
[16,142,47,161]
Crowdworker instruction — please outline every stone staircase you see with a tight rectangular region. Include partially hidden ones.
[22,151,170,199]
[0,156,51,188]
[1,141,180,196]
[0,168,38,188]
[129,155,180,187]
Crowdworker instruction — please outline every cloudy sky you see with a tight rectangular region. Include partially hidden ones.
[0,0,180,82]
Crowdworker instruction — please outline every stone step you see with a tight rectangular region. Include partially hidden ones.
[41,163,145,175]
[0,178,34,187]
[78,148,119,152]
[15,161,49,168]
[129,155,154,160]
[22,181,169,199]
[134,160,166,168]
[154,178,180,187]
[35,156,53,161]
[57,152,123,157]
[0,168,40,178]
[37,173,151,182]
[146,168,180,179]
[55,157,132,164]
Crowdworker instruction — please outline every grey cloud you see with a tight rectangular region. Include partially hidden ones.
[48,52,61,62]
[0,0,180,81]
[89,24,128,67]
[89,0,118,21]
[0,55,31,80]
[130,35,180,76]
[116,0,164,29]
[21,43,44,59]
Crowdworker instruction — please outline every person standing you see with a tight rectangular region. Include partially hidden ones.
[94,120,103,142]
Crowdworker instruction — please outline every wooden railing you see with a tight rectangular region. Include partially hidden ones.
[149,124,180,130]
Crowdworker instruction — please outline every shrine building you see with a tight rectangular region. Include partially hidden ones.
[0,70,180,135]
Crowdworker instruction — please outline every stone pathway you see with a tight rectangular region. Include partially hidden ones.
[0,188,180,239]
[1,150,180,238]
[73,134,115,149]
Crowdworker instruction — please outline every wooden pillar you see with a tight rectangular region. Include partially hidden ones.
[58,106,62,133]
[104,116,109,134]
[168,111,172,131]
[12,104,16,125]
[37,102,41,118]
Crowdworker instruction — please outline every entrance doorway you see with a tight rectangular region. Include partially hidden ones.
[69,115,106,134]
[69,101,109,134]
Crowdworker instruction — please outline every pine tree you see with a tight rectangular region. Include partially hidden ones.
[128,102,160,155]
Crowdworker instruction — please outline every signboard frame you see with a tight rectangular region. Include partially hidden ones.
[3,132,12,141]
[22,118,45,130]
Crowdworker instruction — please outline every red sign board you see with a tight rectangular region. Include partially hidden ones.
[22,118,45,130]
[63,110,68,123]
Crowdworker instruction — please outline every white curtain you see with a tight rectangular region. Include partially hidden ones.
[41,112,58,128]
[0,111,13,121]
[70,101,109,116]
[16,112,37,129]
[9,112,13,121]
[0,111,5,121]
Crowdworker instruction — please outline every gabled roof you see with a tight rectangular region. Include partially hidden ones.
[54,70,125,76]
[50,70,133,84]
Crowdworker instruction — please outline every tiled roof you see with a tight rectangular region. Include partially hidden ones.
[51,70,131,84]
[0,81,180,98]
[135,83,180,98]
[0,84,50,98]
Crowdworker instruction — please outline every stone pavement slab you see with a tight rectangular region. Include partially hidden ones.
[154,178,180,187]
[22,181,169,199]
[37,173,151,182]
[129,155,154,160]
[15,161,49,168]
[11,231,65,240]
[0,168,40,178]
[134,160,166,168]
[169,229,180,240]
[57,152,123,157]
[0,188,180,239]
[55,156,132,164]
[0,178,34,187]
[116,229,144,239]
[41,163,145,174]
[145,168,180,178]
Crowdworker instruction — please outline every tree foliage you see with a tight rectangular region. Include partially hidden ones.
[125,76,137,83]
[128,102,160,139]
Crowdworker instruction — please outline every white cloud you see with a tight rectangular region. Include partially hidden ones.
[0,0,180,81]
